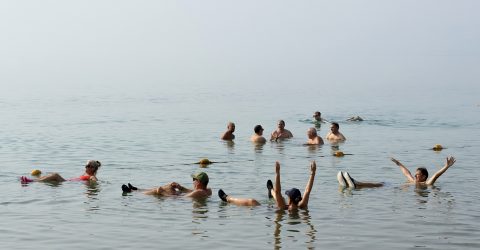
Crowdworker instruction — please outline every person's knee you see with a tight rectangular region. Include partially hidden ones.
[249,199,260,206]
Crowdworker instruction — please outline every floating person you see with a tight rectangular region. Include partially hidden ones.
[336,171,384,189]
[20,160,102,183]
[346,116,364,122]
[221,122,235,141]
[122,172,212,199]
[251,124,266,144]
[218,161,316,211]
[312,111,327,123]
[325,122,346,142]
[305,127,324,145]
[391,156,456,185]
[270,120,293,141]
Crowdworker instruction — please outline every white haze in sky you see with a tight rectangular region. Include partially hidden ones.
[0,0,479,99]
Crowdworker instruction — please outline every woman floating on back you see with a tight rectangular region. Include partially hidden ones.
[20,160,102,183]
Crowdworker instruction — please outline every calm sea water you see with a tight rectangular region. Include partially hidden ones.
[1,85,479,249]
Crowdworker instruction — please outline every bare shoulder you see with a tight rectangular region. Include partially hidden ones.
[187,189,212,198]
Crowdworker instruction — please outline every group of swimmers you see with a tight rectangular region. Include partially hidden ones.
[19,111,457,212]
[221,112,348,145]
[20,155,456,212]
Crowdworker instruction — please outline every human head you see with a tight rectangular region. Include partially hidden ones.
[85,160,101,175]
[313,111,321,121]
[277,120,285,129]
[330,122,340,133]
[415,168,429,182]
[285,188,302,205]
[254,125,264,135]
[191,172,209,186]
[227,122,235,132]
[307,127,317,139]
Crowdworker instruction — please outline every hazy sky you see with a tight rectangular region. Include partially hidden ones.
[1,1,479,98]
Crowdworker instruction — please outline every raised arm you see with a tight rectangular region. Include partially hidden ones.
[273,161,286,209]
[391,158,415,182]
[426,156,456,185]
[298,161,316,209]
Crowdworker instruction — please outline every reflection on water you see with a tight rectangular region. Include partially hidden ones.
[254,142,265,153]
[306,144,319,153]
[223,140,235,155]
[273,209,316,250]
[271,142,286,155]
[192,198,209,219]
[414,185,430,204]
[44,182,64,188]
[84,181,100,198]
[191,198,209,238]
[84,182,101,211]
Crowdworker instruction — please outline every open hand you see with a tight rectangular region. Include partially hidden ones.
[446,156,456,167]
[310,161,316,174]
[275,161,280,173]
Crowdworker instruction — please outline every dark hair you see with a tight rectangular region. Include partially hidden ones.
[254,125,263,133]
[416,167,429,179]
[331,122,339,128]
[285,188,302,205]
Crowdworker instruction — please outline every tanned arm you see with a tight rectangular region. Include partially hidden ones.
[426,156,456,185]
[298,161,316,209]
[391,158,415,182]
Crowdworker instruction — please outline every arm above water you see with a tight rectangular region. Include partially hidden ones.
[273,161,287,209]
[391,157,415,182]
[426,156,456,185]
[298,161,316,209]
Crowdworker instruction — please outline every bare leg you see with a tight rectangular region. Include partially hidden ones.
[227,196,260,206]
[355,182,384,188]
[38,173,66,182]
[218,189,260,206]
[143,184,179,195]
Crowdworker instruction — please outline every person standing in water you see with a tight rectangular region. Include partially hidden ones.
[325,122,346,142]
[313,111,327,123]
[221,122,236,141]
[270,120,293,141]
[251,125,267,143]
[306,127,324,145]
